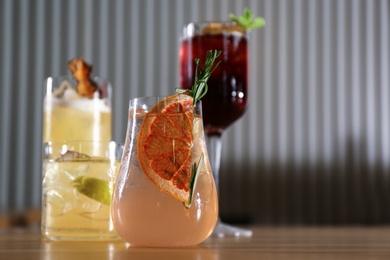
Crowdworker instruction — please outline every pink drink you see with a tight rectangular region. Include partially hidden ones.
[111,97,218,247]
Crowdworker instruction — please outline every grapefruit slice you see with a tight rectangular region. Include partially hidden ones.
[137,94,195,202]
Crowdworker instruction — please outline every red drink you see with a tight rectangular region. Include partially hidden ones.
[179,21,255,238]
[180,23,248,135]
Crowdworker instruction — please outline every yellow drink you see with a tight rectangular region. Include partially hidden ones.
[43,76,112,142]
[43,99,111,142]
[112,96,218,247]
[41,142,121,241]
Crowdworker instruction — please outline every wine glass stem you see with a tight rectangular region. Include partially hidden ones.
[206,134,222,196]
[206,133,253,237]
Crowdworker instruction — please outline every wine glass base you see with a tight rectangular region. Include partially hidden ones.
[212,221,253,238]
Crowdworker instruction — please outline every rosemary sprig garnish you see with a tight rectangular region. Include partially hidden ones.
[176,50,220,208]
[184,153,204,208]
[176,50,221,105]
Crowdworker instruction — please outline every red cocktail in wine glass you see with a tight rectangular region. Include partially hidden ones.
[179,21,251,237]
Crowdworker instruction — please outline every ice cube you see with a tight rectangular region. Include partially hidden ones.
[75,196,103,213]
[54,151,90,181]
[74,194,109,220]
[56,150,91,162]
[45,186,75,216]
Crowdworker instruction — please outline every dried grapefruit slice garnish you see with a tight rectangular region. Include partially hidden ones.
[137,50,222,204]
[137,94,195,203]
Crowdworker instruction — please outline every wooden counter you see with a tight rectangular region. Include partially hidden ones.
[2,226,390,259]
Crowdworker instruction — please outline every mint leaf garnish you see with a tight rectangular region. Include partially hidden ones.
[229,7,266,31]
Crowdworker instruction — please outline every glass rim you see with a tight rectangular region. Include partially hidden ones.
[44,74,111,84]
[184,20,238,26]
[43,140,121,145]
[182,21,247,37]
[44,74,112,99]
[128,95,203,115]
[128,95,202,106]
[42,141,124,159]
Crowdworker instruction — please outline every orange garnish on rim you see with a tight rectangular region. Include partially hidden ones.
[137,94,194,202]
[137,50,221,205]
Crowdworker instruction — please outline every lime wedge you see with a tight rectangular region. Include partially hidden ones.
[73,176,112,205]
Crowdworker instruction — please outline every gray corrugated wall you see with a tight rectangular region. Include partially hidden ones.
[0,0,389,225]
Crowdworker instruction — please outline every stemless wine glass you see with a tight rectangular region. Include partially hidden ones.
[111,96,218,247]
[179,21,252,237]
